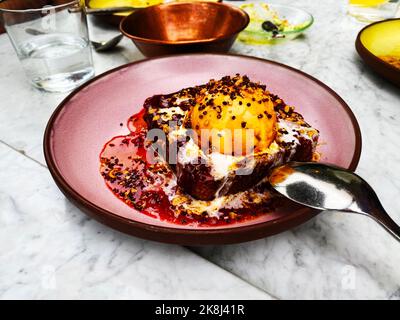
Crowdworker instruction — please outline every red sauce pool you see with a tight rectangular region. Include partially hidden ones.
[100,110,269,227]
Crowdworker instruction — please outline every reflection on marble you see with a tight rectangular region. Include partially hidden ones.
[0,0,399,299]
[0,143,272,299]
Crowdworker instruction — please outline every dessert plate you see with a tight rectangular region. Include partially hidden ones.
[44,54,361,245]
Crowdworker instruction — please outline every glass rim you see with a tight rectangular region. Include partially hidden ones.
[0,0,78,13]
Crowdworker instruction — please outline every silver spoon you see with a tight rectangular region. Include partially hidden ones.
[25,28,123,52]
[269,162,400,241]
[91,34,123,52]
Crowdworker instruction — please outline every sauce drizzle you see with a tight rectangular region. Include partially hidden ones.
[100,110,273,226]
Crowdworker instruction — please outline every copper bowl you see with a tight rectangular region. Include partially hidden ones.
[119,2,249,57]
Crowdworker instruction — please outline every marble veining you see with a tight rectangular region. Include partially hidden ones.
[0,143,273,299]
[0,0,399,299]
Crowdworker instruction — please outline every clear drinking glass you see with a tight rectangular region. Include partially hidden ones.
[347,0,400,23]
[0,1,94,92]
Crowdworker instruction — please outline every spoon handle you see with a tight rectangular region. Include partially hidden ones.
[368,206,400,242]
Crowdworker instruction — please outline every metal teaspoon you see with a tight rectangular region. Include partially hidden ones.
[269,162,400,241]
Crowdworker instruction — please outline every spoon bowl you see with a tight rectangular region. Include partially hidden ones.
[91,33,123,52]
[269,162,400,241]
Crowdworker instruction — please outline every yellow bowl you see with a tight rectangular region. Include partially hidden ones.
[88,0,164,15]
[355,18,400,87]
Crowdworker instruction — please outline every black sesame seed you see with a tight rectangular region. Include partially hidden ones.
[241,121,246,128]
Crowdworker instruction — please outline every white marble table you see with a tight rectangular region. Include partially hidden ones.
[0,0,399,300]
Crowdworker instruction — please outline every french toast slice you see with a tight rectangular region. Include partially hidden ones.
[144,75,319,200]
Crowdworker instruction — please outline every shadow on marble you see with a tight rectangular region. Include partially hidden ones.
[353,56,400,98]
[191,211,400,299]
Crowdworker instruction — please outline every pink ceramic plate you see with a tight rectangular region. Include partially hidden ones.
[44,54,361,245]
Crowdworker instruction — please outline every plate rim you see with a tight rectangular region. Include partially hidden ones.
[43,53,362,245]
[355,18,400,87]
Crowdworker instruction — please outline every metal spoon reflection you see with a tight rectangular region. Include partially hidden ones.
[269,162,400,241]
